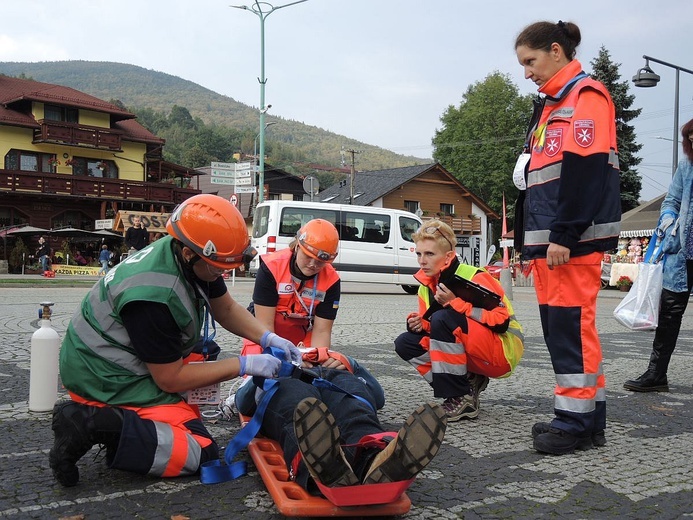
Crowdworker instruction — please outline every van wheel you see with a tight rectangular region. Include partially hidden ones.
[401,285,418,295]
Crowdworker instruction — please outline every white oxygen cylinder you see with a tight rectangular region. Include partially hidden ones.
[29,302,61,412]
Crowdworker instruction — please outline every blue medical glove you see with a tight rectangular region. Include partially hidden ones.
[260,331,302,364]
[238,354,282,378]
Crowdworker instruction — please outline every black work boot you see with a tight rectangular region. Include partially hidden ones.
[533,426,593,455]
[49,400,123,487]
[532,422,605,447]
[49,401,98,487]
[623,370,669,392]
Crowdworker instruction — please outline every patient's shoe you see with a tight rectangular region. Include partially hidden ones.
[363,402,447,484]
[293,397,359,487]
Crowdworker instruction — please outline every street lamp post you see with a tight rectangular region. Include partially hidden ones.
[231,0,308,203]
[254,122,277,197]
[632,55,693,176]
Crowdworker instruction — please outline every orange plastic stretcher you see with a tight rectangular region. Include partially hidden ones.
[240,414,412,517]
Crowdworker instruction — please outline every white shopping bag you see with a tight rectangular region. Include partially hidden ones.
[613,261,662,331]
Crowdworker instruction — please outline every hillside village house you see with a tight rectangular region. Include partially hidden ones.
[0,75,200,266]
[316,163,499,267]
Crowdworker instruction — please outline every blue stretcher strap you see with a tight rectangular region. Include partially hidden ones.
[311,378,374,412]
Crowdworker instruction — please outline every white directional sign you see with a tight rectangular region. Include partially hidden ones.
[235,186,256,193]
[235,162,252,172]
[211,161,234,170]
[235,170,252,178]
[210,177,236,185]
[235,177,253,186]
[211,169,236,177]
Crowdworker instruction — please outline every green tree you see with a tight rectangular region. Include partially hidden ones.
[590,46,643,212]
[432,71,533,228]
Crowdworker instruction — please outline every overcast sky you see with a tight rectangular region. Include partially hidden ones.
[1,0,692,201]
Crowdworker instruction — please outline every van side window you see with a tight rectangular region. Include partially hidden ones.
[279,208,339,237]
[343,212,391,244]
[399,216,420,243]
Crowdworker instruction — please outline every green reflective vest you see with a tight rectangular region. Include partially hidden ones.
[59,236,204,406]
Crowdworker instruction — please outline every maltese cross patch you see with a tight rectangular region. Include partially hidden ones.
[574,119,595,147]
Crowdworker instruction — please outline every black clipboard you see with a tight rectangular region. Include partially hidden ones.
[422,275,501,321]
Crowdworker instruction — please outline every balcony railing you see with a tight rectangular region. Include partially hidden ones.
[33,120,123,151]
[0,170,199,204]
[423,215,482,234]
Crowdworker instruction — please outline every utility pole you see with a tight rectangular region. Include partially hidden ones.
[231,0,308,202]
[344,148,360,204]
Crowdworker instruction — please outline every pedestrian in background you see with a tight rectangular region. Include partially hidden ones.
[624,117,693,392]
[514,20,621,455]
[124,216,149,252]
[97,244,110,276]
[35,236,51,272]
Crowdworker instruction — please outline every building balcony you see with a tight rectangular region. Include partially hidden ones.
[33,120,123,151]
[0,169,199,204]
[423,215,482,235]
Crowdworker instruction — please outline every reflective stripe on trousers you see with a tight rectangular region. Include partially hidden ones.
[532,252,605,435]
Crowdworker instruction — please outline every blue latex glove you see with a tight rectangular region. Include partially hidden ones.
[260,331,302,364]
[238,354,281,378]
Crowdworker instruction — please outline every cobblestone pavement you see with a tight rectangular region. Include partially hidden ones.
[0,278,692,519]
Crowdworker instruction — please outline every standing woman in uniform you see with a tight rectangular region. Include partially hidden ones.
[514,20,621,455]
[241,219,341,357]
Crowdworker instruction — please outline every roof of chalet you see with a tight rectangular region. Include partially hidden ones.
[317,162,499,218]
[619,194,665,237]
[0,75,162,144]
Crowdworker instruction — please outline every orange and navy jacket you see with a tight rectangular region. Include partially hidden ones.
[520,59,621,260]
[411,258,524,373]
[262,248,340,320]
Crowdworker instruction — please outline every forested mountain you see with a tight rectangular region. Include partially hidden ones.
[0,61,428,177]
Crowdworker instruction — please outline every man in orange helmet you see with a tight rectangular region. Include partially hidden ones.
[242,218,342,356]
[49,194,301,487]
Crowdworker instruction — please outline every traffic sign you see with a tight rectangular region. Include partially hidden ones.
[230,194,238,206]
[211,169,236,177]
[235,177,253,186]
[211,161,234,170]
[211,177,236,185]
[235,186,256,193]
[235,162,252,172]
[235,170,252,178]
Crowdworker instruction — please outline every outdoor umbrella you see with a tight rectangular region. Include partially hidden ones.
[5,225,51,237]
[51,227,97,238]
[90,229,124,239]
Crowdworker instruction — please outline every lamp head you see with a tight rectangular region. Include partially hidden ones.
[632,65,661,87]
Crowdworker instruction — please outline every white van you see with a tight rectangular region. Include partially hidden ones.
[249,200,422,294]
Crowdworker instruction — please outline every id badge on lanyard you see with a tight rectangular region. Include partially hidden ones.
[513,153,530,191]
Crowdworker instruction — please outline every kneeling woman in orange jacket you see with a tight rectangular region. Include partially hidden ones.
[242,219,341,355]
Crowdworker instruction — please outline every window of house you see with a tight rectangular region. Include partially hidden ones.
[69,157,117,179]
[440,203,455,216]
[44,104,78,123]
[5,149,54,173]
[404,200,420,214]
[0,207,29,228]
[52,210,92,230]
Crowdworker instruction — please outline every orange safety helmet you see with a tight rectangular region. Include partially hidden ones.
[296,219,339,262]
[166,194,256,269]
